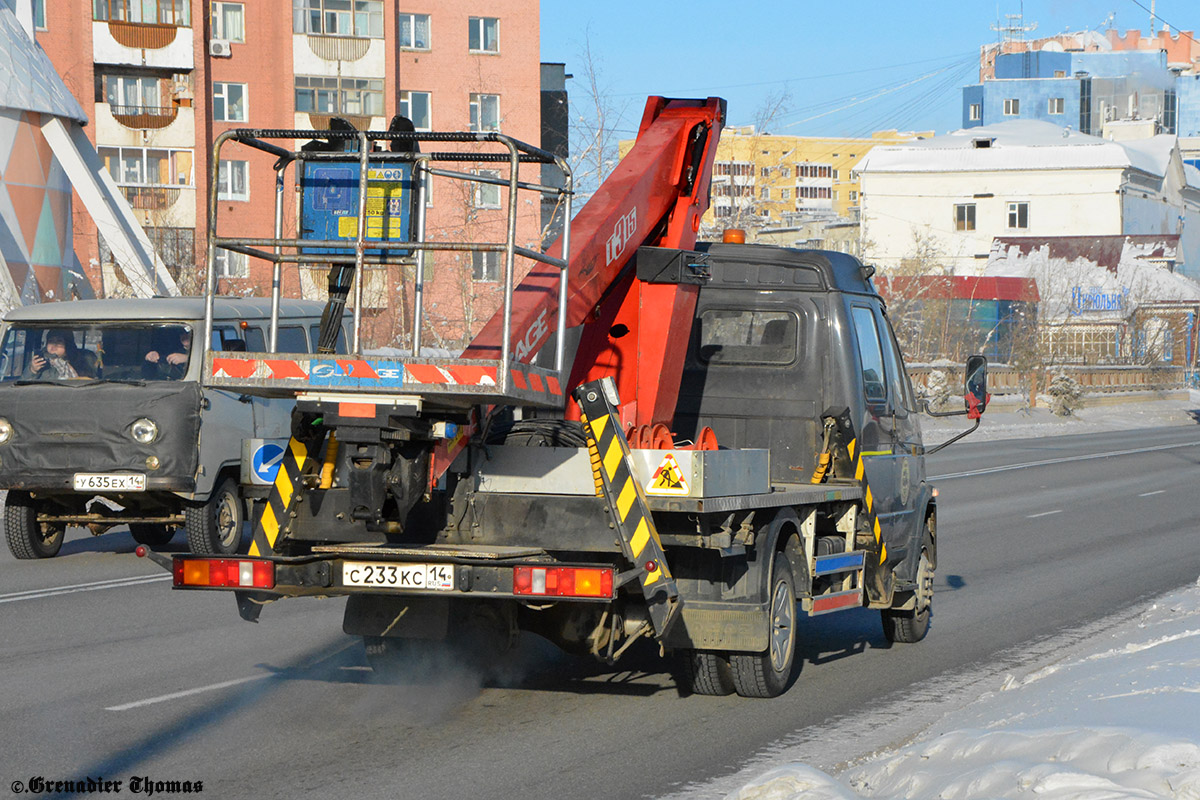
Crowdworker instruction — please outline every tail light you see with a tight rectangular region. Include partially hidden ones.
[513,566,613,599]
[173,558,275,589]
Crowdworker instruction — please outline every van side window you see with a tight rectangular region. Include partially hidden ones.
[244,327,266,352]
[851,306,887,404]
[310,324,347,354]
[212,326,242,351]
[277,326,309,353]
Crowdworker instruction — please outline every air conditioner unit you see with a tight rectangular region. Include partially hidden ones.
[209,39,232,58]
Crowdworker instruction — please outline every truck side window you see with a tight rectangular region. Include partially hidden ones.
[851,306,888,404]
[697,309,797,365]
[277,326,308,353]
[879,317,915,413]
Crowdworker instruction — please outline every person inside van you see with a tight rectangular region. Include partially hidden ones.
[143,329,191,380]
[26,330,98,380]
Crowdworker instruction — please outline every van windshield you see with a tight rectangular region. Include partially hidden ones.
[0,323,194,384]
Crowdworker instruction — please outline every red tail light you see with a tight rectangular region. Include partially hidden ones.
[173,558,275,589]
[513,566,613,598]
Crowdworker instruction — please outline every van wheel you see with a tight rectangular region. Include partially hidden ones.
[185,478,244,555]
[129,523,175,547]
[882,548,933,644]
[4,491,64,559]
[729,552,798,698]
[677,650,736,696]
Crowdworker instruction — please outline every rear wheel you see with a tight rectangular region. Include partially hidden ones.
[882,547,933,644]
[129,523,175,547]
[185,477,244,555]
[677,650,736,696]
[4,491,64,559]
[729,552,798,698]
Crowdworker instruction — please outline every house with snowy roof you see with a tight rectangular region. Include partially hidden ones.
[856,119,1200,280]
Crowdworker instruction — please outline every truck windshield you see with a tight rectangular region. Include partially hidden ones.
[0,323,194,383]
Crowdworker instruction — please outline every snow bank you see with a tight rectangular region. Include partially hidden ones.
[724,578,1200,800]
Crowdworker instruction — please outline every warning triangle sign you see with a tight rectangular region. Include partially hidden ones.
[646,453,689,495]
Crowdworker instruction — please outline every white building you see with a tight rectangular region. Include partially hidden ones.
[856,120,1200,279]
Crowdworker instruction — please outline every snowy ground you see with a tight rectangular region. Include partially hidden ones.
[705,392,1200,800]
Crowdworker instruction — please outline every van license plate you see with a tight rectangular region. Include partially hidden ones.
[73,473,146,492]
[342,561,455,590]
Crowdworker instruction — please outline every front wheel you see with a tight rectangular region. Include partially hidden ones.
[4,491,64,559]
[882,547,933,644]
[185,477,244,555]
[729,552,798,698]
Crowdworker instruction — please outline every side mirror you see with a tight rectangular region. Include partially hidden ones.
[965,354,989,419]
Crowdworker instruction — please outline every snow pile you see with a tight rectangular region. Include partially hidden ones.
[725,578,1200,800]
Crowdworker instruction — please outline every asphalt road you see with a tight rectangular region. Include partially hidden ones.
[3,424,1200,799]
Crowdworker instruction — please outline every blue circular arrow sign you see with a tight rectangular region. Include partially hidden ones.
[251,442,286,483]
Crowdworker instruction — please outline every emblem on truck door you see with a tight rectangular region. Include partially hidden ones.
[605,207,638,266]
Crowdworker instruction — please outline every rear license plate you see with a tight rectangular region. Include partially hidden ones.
[73,473,146,492]
[342,561,455,590]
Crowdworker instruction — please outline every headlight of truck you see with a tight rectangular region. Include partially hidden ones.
[0,417,12,445]
[131,417,159,444]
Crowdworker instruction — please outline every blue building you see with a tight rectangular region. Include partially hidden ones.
[963,50,1181,136]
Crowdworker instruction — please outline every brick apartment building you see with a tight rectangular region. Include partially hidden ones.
[35,0,551,349]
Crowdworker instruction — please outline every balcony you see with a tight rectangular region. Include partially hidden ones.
[106,20,179,49]
[109,104,178,130]
[120,186,182,210]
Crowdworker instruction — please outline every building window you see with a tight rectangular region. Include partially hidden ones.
[103,75,163,115]
[469,93,500,132]
[780,167,790,178]
[399,90,431,130]
[760,166,771,178]
[295,75,384,116]
[1004,98,1020,115]
[955,203,976,231]
[218,160,249,201]
[1048,97,1064,115]
[780,188,790,200]
[99,146,193,186]
[211,2,244,41]
[849,190,859,202]
[1007,201,1029,229]
[473,169,502,209]
[833,169,839,179]
[292,0,383,38]
[34,0,45,28]
[1054,70,1066,78]
[468,16,498,53]
[969,103,981,121]
[213,82,247,122]
[472,251,499,282]
[398,12,430,49]
[760,187,770,200]
[93,0,190,25]
[214,248,248,278]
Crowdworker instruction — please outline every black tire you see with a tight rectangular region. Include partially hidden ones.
[677,650,736,696]
[730,552,798,698]
[129,523,175,547]
[882,547,933,644]
[185,477,244,555]
[4,491,64,559]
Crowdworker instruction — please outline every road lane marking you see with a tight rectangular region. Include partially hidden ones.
[930,440,1200,481]
[1027,509,1063,519]
[0,574,171,604]
[106,674,273,711]
[1139,490,1167,497]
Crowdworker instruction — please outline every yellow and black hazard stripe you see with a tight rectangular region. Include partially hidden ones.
[848,438,889,566]
[575,380,679,637]
[249,437,315,557]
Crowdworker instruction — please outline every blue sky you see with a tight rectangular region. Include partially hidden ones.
[540,0,1193,139]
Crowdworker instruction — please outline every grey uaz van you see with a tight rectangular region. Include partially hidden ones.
[0,297,343,559]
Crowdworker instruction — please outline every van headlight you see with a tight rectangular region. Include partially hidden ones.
[131,417,159,444]
[0,417,12,445]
